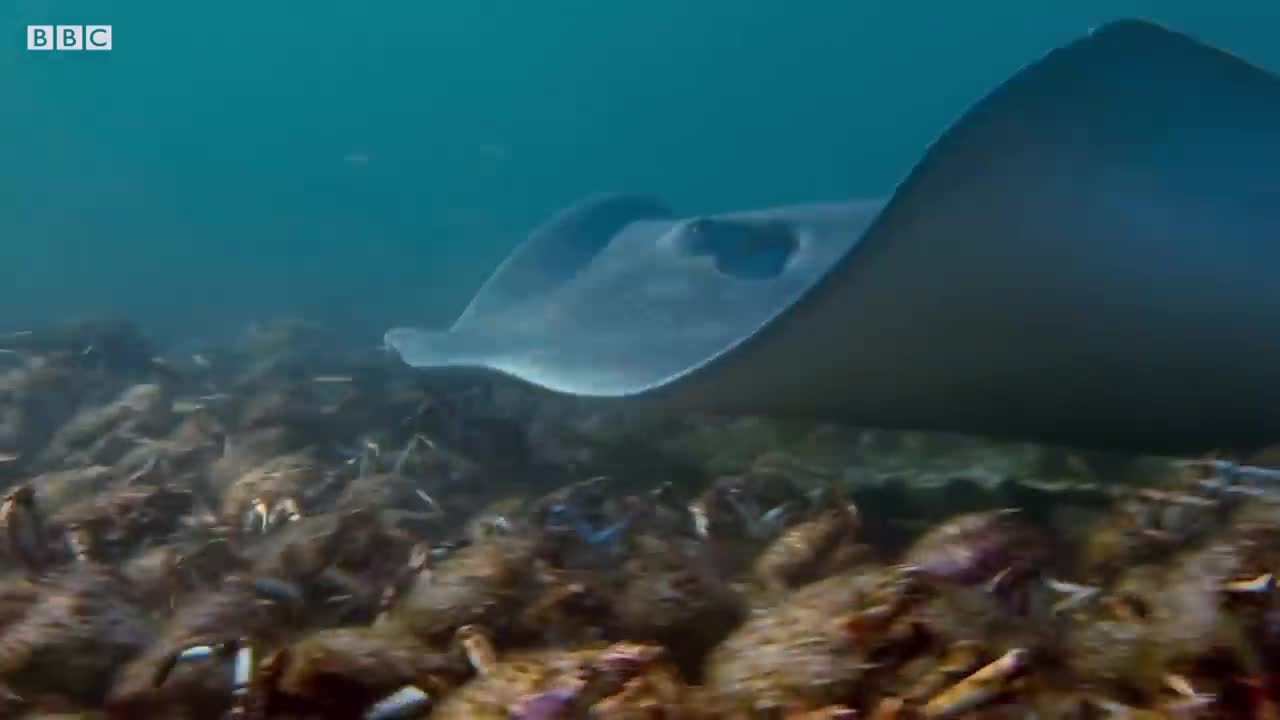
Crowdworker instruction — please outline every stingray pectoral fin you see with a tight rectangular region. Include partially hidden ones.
[387,18,1280,453]
[383,326,505,370]
[453,193,674,327]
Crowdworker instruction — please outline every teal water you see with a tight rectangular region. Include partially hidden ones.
[3,1,1278,344]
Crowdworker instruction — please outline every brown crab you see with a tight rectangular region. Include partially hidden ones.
[0,563,156,708]
[611,532,743,678]
[688,471,808,548]
[753,501,866,594]
[430,624,693,719]
[376,527,564,647]
[1,484,55,573]
[107,574,304,719]
[220,462,308,535]
[119,535,242,612]
[39,383,175,469]
[107,510,396,716]
[147,625,468,720]
[896,507,1054,618]
[242,508,408,623]
[704,565,923,715]
[1060,538,1267,713]
[47,482,194,564]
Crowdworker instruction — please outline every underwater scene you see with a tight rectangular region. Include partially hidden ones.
[7,2,1280,718]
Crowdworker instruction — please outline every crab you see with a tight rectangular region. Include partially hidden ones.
[688,471,809,547]
[106,411,224,491]
[1,479,196,574]
[753,501,866,594]
[430,624,694,719]
[8,466,113,520]
[108,510,400,716]
[328,470,444,538]
[241,508,409,623]
[260,626,467,718]
[462,496,528,544]
[1,484,55,573]
[0,563,156,708]
[894,507,1054,617]
[1060,538,1269,712]
[611,532,743,677]
[139,625,469,720]
[704,565,923,715]
[218,450,315,534]
[46,482,194,564]
[106,574,305,718]
[118,535,242,612]
[376,527,589,648]
[39,383,174,469]
[1069,458,1279,583]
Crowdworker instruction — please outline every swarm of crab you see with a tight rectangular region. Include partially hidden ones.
[2,319,1280,718]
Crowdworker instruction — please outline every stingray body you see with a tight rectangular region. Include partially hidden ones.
[386,19,1280,454]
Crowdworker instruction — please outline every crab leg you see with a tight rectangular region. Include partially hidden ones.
[0,486,48,573]
[225,642,255,719]
[363,685,433,720]
[922,648,1029,719]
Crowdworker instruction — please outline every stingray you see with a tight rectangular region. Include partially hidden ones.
[385,19,1280,454]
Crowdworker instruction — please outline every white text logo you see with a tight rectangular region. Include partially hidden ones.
[27,25,112,51]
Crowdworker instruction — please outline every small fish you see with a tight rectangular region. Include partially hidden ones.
[414,489,441,514]
[171,399,206,414]
[0,453,18,464]
[1135,488,1216,507]
[312,374,353,384]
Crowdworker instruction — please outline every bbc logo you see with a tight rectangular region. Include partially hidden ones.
[27,25,112,51]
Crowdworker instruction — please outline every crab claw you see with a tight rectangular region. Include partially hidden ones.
[922,647,1030,719]
[229,642,255,715]
[268,497,303,528]
[1044,577,1101,616]
[364,685,433,720]
[1223,573,1275,595]
[570,642,667,710]
[455,625,499,677]
[243,497,303,534]
[596,641,664,676]
[244,498,271,534]
[787,705,859,720]
[63,524,93,563]
[154,637,258,716]
[0,485,48,573]
[153,639,240,688]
